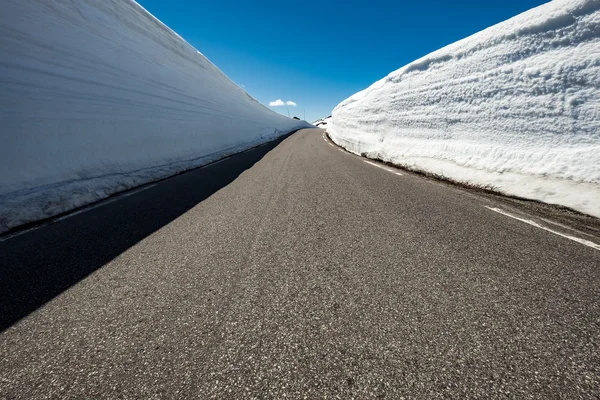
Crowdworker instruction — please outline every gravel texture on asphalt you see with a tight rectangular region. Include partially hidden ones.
[1,129,599,399]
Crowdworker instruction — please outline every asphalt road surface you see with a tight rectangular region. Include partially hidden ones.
[1,128,599,399]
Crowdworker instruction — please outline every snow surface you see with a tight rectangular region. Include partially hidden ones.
[328,0,600,218]
[0,0,311,233]
[314,116,332,128]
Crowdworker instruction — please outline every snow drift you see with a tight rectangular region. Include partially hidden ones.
[328,0,600,217]
[0,0,310,233]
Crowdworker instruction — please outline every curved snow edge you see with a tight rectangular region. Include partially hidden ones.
[0,0,311,233]
[0,128,304,235]
[328,0,600,218]
[328,129,600,219]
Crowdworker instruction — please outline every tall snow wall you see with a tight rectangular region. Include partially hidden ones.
[328,0,600,218]
[0,0,311,233]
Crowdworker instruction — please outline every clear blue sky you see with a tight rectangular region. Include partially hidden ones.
[137,0,548,122]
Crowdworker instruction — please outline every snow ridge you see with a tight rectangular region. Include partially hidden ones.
[328,0,600,217]
[0,0,310,233]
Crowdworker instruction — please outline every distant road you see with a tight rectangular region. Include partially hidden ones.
[1,128,599,398]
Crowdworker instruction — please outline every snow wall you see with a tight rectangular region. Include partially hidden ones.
[328,0,600,218]
[0,0,311,233]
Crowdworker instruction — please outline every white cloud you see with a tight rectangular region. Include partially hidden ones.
[269,99,297,107]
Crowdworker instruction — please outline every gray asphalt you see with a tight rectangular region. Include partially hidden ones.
[1,128,599,399]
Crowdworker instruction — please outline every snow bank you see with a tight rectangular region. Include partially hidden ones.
[328,0,600,217]
[314,116,332,128]
[0,0,310,233]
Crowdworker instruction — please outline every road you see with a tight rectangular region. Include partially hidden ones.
[1,128,599,399]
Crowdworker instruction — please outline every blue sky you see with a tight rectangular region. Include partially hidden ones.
[137,0,548,122]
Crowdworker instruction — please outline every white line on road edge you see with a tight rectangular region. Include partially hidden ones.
[0,226,40,243]
[485,206,600,251]
[54,184,159,223]
[0,140,272,242]
[363,160,403,176]
[0,182,162,242]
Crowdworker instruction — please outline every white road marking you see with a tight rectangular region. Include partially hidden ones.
[0,226,41,243]
[0,182,161,242]
[485,206,600,251]
[120,183,158,198]
[209,156,232,166]
[0,139,273,241]
[363,160,403,176]
[54,183,159,222]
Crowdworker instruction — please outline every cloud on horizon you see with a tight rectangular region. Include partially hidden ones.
[269,99,297,107]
